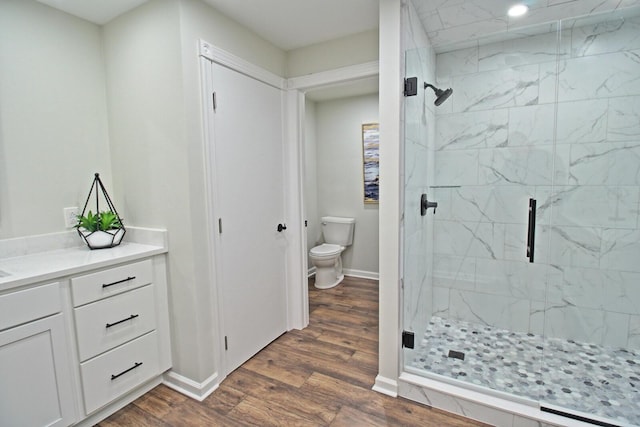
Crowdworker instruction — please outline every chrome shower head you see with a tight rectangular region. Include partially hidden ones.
[424,83,453,106]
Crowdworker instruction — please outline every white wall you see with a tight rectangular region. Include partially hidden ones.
[179,0,287,77]
[312,94,380,276]
[0,0,112,238]
[287,29,379,77]
[375,0,402,397]
[103,0,289,387]
[0,0,382,395]
[103,0,215,385]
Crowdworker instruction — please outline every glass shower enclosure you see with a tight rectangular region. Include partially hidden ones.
[402,7,640,426]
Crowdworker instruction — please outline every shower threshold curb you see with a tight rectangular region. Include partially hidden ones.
[398,372,619,427]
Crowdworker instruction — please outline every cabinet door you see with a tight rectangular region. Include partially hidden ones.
[0,314,76,427]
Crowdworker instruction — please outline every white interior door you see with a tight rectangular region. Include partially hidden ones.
[211,62,287,375]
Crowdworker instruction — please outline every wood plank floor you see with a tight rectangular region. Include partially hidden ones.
[99,276,488,426]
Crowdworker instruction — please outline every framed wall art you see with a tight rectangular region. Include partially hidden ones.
[362,123,379,204]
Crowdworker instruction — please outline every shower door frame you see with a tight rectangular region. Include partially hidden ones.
[397,21,569,427]
[399,7,640,426]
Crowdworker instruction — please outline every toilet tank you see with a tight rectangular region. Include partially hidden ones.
[321,216,355,246]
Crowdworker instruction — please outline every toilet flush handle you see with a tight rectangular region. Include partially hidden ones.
[277,223,287,232]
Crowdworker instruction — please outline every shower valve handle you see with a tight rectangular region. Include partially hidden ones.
[421,193,438,216]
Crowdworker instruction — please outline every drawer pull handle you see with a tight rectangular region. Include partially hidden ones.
[111,362,143,381]
[106,314,139,329]
[102,276,136,288]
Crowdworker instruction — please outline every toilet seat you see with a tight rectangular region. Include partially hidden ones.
[310,243,342,257]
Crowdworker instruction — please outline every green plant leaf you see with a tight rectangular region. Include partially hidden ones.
[76,210,122,232]
[98,211,122,231]
[76,210,99,232]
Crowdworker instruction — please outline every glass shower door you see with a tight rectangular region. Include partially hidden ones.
[538,8,640,426]
[402,22,562,405]
[402,3,640,425]
[402,44,437,370]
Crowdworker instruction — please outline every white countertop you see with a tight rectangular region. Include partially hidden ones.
[0,242,167,292]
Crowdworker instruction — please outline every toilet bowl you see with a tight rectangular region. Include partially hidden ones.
[309,216,355,289]
[310,243,345,289]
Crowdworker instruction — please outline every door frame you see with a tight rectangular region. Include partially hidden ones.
[199,38,379,384]
[286,60,379,326]
[199,40,292,383]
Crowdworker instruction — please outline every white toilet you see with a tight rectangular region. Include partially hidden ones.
[310,216,355,289]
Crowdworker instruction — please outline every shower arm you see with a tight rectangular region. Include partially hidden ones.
[423,82,453,106]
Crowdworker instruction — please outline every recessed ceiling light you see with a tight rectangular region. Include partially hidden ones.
[508,4,529,17]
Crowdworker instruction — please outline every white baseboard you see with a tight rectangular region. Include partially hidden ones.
[163,370,219,402]
[308,267,379,280]
[372,374,398,397]
[343,268,379,280]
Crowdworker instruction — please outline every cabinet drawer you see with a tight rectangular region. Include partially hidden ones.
[71,260,152,306]
[80,331,159,414]
[0,282,60,331]
[74,285,157,362]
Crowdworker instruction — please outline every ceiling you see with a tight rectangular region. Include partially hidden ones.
[36,0,379,51]
[37,0,640,52]
[37,0,149,25]
[35,0,640,101]
[35,0,380,101]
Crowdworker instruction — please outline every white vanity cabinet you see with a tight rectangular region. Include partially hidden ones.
[0,238,171,427]
[0,282,76,427]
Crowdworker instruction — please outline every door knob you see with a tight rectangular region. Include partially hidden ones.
[277,223,287,232]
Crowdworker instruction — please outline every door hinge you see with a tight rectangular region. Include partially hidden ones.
[404,77,418,97]
[402,330,415,349]
[212,91,217,112]
[218,218,222,234]
[224,336,228,350]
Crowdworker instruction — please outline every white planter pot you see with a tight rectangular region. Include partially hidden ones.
[78,228,125,249]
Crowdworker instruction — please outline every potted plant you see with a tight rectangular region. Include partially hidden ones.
[76,173,126,250]
[76,210,125,249]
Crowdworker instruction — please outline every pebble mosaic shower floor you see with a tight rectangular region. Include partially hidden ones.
[408,317,640,426]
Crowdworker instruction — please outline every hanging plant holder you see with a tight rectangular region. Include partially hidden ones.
[77,173,126,250]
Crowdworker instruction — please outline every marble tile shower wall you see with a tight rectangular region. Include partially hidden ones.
[403,0,438,345]
[431,16,640,349]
